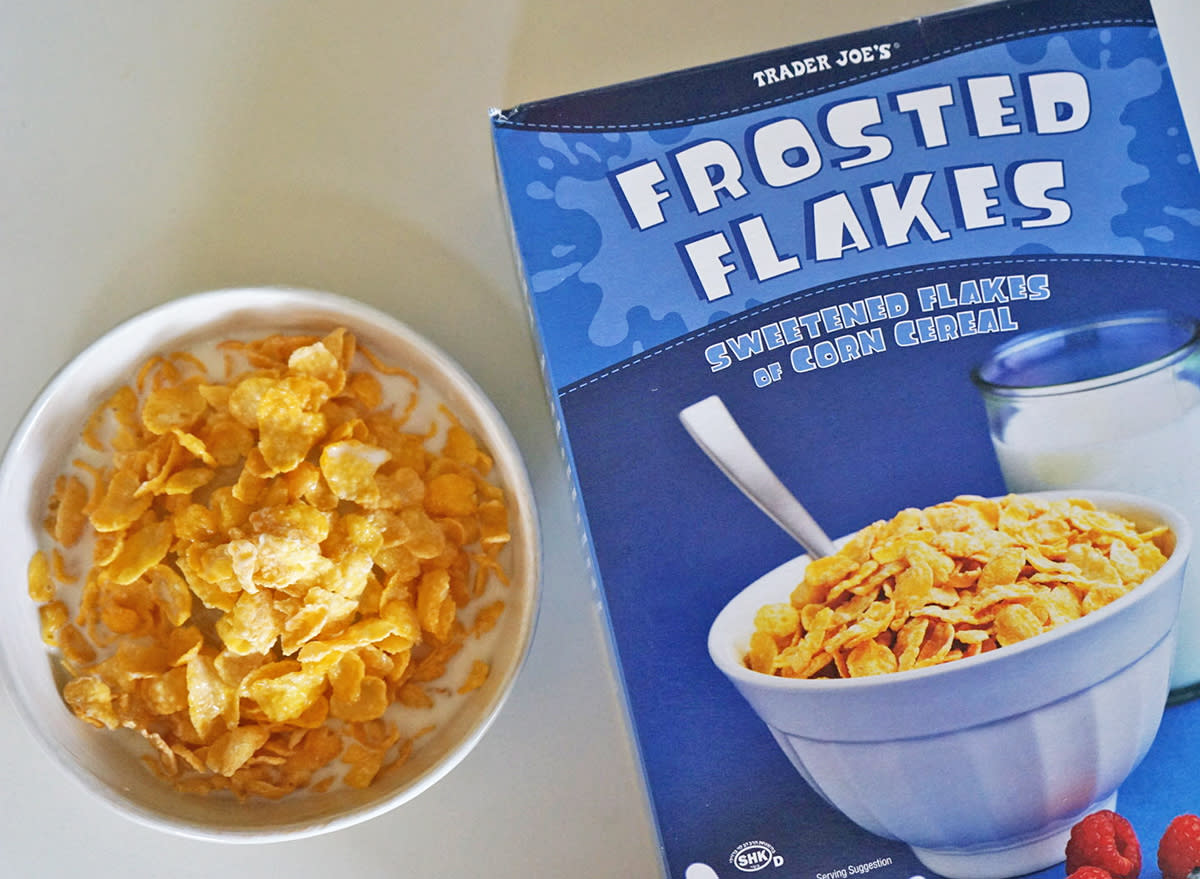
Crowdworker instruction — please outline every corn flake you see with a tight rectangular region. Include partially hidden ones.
[747,494,1170,679]
[28,328,514,799]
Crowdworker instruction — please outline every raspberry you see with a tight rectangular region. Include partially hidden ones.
[1159,814,1200,879]
[1068,868,1115,879]
[1065,810,1142,879]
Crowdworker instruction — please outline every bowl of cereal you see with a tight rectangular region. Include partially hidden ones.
[708,491,1189,879]
[0,287,541,841]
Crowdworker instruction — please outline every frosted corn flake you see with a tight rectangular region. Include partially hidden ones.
[28,328,514,798]
[745,494,1169,679]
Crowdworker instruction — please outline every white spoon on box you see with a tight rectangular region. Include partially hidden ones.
[679,394,836,560]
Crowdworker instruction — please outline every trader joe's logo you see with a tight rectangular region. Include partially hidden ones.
[729,840,784,872]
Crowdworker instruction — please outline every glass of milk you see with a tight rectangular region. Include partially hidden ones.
[972,310,1200,701]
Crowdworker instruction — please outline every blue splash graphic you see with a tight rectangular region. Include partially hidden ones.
[1008,25,1200,256]
[495,24,1200,389]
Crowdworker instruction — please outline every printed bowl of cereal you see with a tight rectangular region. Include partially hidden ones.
[708,491,1190,879]
[0,287,541,842]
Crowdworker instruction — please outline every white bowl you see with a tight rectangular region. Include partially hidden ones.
[709,490,1190,879]
[0,287,541,842]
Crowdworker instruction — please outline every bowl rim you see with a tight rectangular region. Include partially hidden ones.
[0,285,543,842]
[708,488,1191,695]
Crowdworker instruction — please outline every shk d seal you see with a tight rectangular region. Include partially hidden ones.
[730,841,784,872]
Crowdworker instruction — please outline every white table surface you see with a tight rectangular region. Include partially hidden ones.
[2,2,1197,876]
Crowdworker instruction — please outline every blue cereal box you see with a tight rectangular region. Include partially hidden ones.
[490,1,1200,877]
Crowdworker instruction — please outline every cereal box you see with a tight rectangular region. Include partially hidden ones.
[490,1,1200,876]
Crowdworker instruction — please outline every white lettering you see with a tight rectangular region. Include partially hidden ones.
[673,140,748,214]
[734,215,802,281]
[1027,71,1090,134]
[824,97,893,169]
[950,165,1005,229]
[1011,160,1071,228]
[750,118,823,186]
[867,173,952,246]
[893,84,955,148]
[612,161,670,230]
[966,75,1021,137]
[809,192,872,261]
[682,232,738,301]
